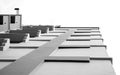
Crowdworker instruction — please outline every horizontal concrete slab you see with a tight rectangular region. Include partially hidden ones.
[10,41,48,48]
[45,56,90,62]
[70,35,102,38]
[41,33,63,36]
[50,47,108,57]
[71,34,102,37]
[45,56,112,64]
[61,40,103,46]
[49,31,66,33]
[72,33,101,35]
[66,39,103,41]
[30,60,115,75]
[76,30,100,32]
[0,48,35,60]
[74,31,100,33]
[29,36,56,41]
[58,45,107,49]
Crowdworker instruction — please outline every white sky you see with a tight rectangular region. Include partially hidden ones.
[0,0,120,74]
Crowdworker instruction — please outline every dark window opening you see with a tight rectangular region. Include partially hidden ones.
[11,16,15,23]
[0,16,3,25]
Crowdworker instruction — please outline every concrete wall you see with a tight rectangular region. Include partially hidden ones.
[0,15,9,32]
[10,15,21,30]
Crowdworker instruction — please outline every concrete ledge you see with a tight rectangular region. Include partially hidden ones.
[90,57,113,64]
[45,56,90,62]
[71,34,102,37]
[59,45,106,49]
[66,38,103,41]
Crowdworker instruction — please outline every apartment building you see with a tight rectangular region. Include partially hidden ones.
[0,25,116,75]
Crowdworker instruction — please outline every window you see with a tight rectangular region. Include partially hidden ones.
[11,16,15,23]
[0,15,3,25]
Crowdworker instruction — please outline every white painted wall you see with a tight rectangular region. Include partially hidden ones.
[0,0,120,74]
[10,15,21,30]
[0,16,9,32]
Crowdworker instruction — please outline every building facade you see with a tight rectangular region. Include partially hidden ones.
[0,26,116,75]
